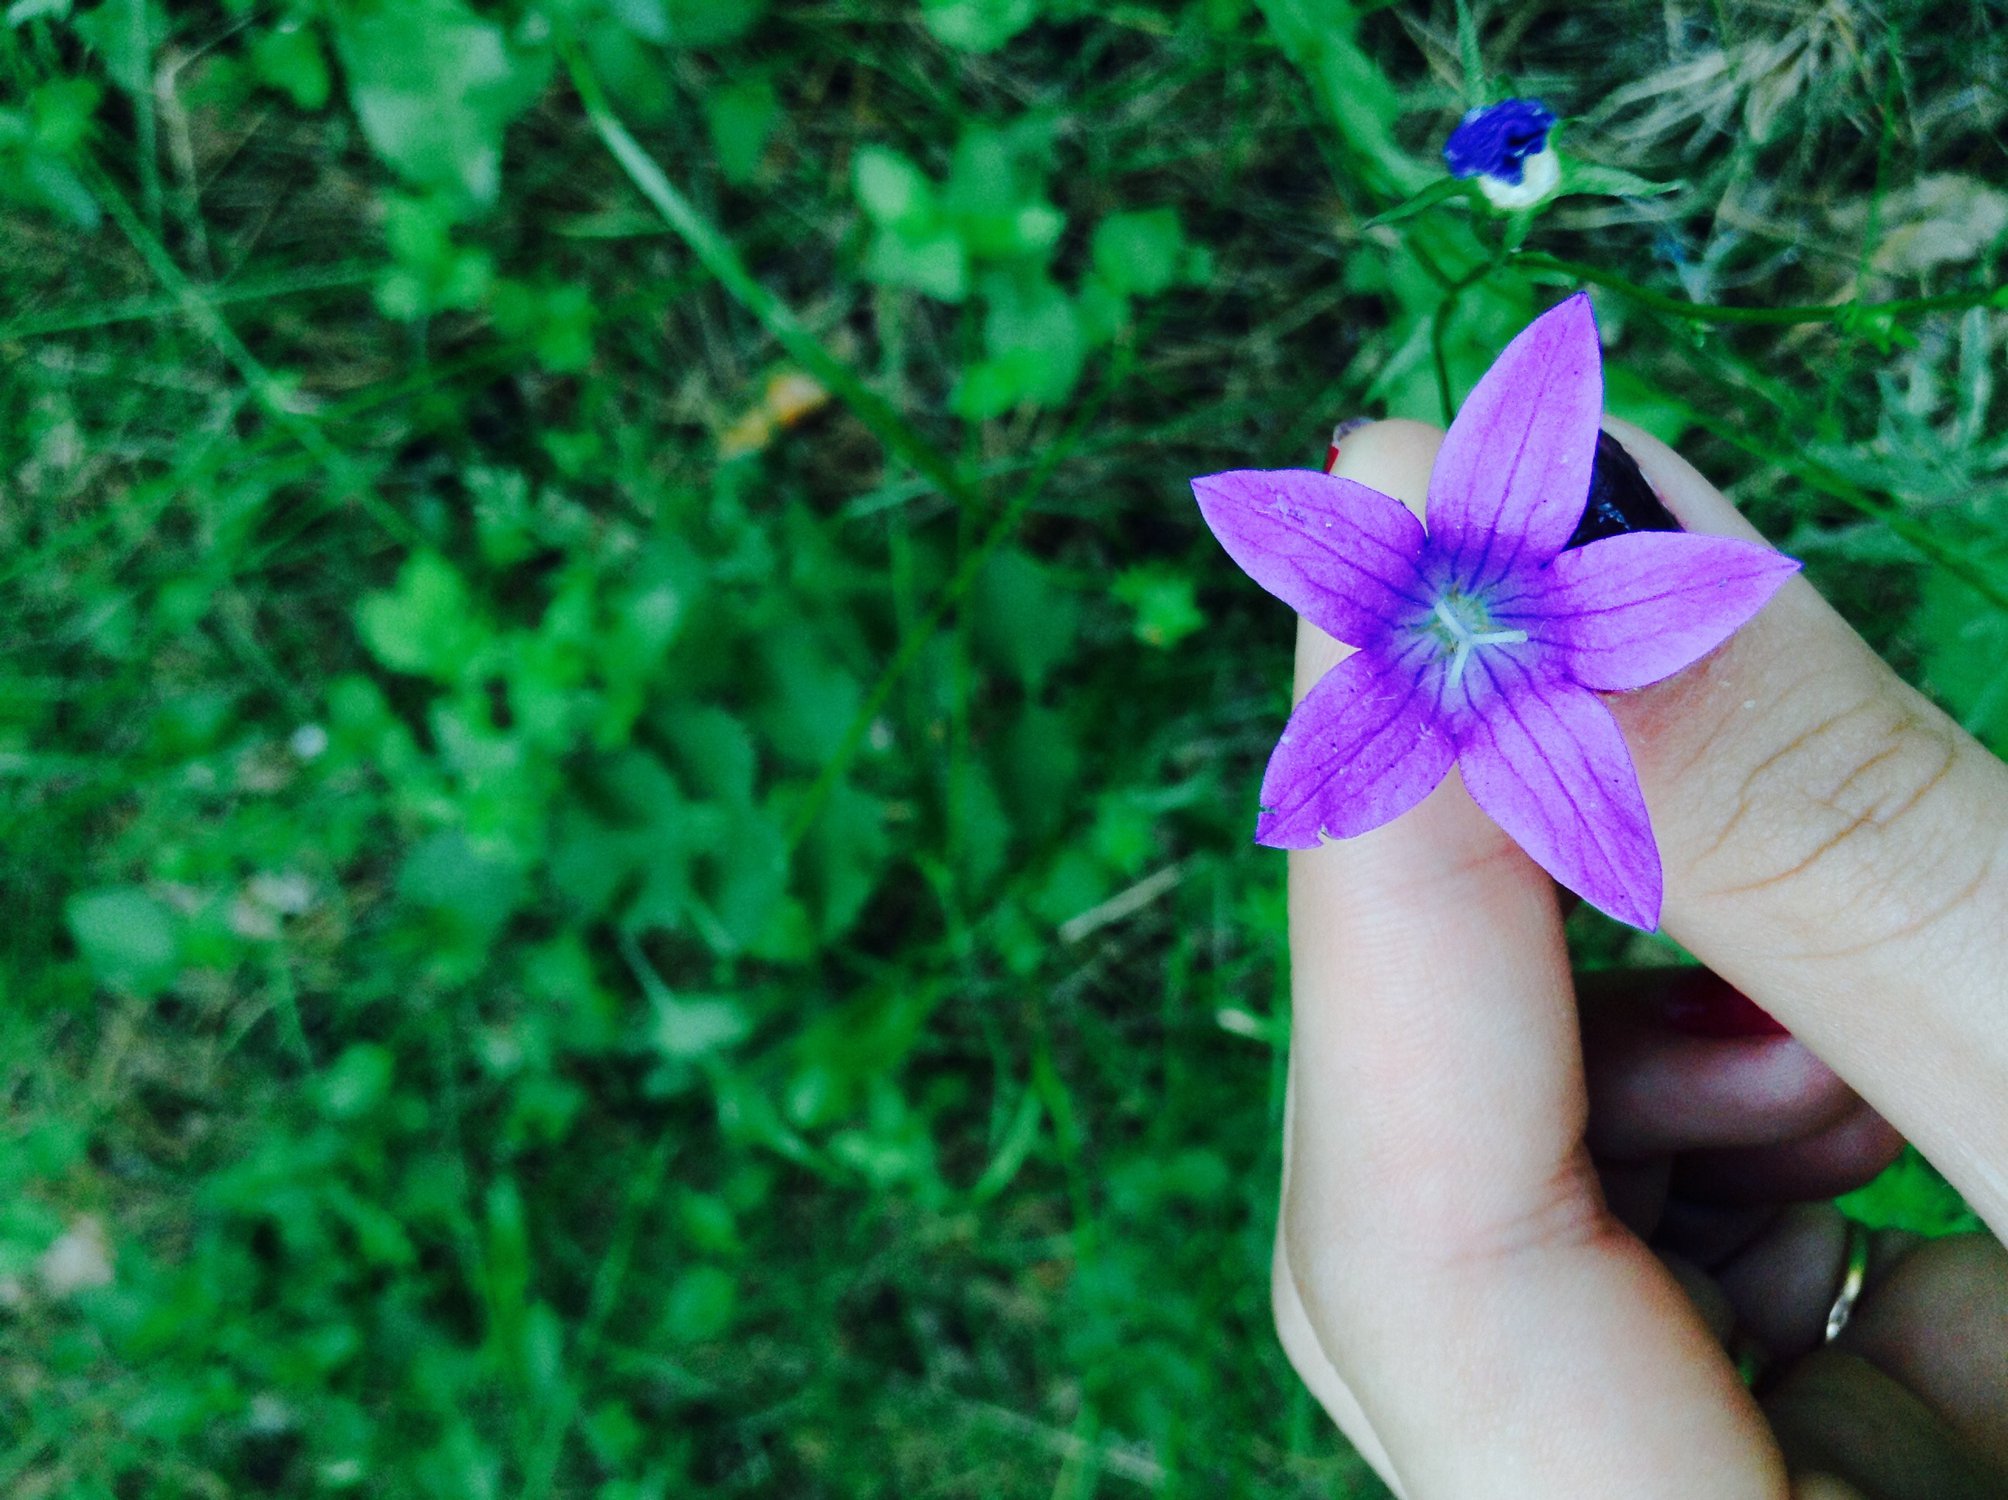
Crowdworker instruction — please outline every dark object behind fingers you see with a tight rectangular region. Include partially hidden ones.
[1569,432,1681,548]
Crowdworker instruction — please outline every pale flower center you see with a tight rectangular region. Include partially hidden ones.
[1477,145,1560,210]
[1429,590,1528,694]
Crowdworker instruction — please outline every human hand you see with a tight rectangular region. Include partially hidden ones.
[1269,418,2008,1499]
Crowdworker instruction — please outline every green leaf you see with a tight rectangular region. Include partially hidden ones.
[1557,158,1681,201]
[664,1265,737,1341]
[853,145,934,228]
[1076,273,1129,347]
[6,0,73,23]
[650,992,751,1060]
[921,0,1040,52]
[949,760,1012,895]
[1091,208,1186,298]
[801,777,887,935]
[12,150,99,228]
[704,75,779,185]
[357,553,490,680]
[609,0,764,47]
[968,1087,1042,1203]
[1604,366,1695,447]
[1363,174,1467,229]
[1030,847,1106,927]
[71,1,163,93]
[998,704,1079,843]
[331,0,550,208]
[1256,0,1424,198]
[862,226,969,302]
[667,706,757,807]
[578,21,674,121]
[397,832,526,938]
[492,279,597,371]
[1836,1147,1981,1236]
[318,1044,395,1120]
[702,810,791,954]
[756,634,863,768]
[248,23,332,111]
[677,1193,740,1256]
[2,80,101,227]
[970,549,1078,689]
[1550,158,1678,202]
[955,270,1084,414]
[66,887,182,997]
[1112,564,1207,649]
[25,76,99,154]
[1917,556,2008,755]
[948,358,1021,420]
[943,123,1061,261]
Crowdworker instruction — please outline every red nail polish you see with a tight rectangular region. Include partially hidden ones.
[1662,971,1790,1038]
[1325,417,1374,473]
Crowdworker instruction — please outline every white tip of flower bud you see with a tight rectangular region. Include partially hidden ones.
[1478,146,1560,210]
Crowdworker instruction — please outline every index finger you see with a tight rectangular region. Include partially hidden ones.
[1599,419,2008,1239]
[1280,421,1781,1496]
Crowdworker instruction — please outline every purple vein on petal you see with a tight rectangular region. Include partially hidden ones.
[1512,531,1802,692]
[1193,469,1432,648]
[1456,649,1661,929]
[1256,640,1456,849]
[1426,293,1604,589]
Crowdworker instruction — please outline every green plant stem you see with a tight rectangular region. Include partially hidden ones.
[1453,0,1483,105]
[124,0,161,233]
[87,166,421,548]
[0,263,378,341]
[1517,252,2004,327]
[1432,251,1507,422]
[1627,304,2008,616]
[1696,415,2008,615]
[565,45,980,515]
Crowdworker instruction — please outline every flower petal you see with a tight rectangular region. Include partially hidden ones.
[1442,98,1558,183]
[1508,531,1801,691]
[1256,638,1455,849]
[1193,468,1431,647]
[1456,654,1662,929]
[1427,293,1603,588]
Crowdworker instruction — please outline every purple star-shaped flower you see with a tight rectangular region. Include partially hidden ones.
[1191,294,1800,929]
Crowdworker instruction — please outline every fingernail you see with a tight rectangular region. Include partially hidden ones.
[1662,970,1791,1038]
[1567,431,1682,547]
[1325,416,1375,472]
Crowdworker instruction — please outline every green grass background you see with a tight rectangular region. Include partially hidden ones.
[1,0,2003,1493]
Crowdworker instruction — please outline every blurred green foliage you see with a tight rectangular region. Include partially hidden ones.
[1,0,2003,1494]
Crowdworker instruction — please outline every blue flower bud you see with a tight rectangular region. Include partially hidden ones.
[1443,99,1559,208]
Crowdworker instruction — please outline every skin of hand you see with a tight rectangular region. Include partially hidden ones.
[1268,418,2008,1500]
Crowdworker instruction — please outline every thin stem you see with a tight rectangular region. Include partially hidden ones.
[1433,250,1508,422]
[0,262,378,341]
[1516,252,2004,328]
[1453,0,1483,105]
[124,0,161,232]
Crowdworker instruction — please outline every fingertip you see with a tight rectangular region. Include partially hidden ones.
[1329,419,1445,519]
